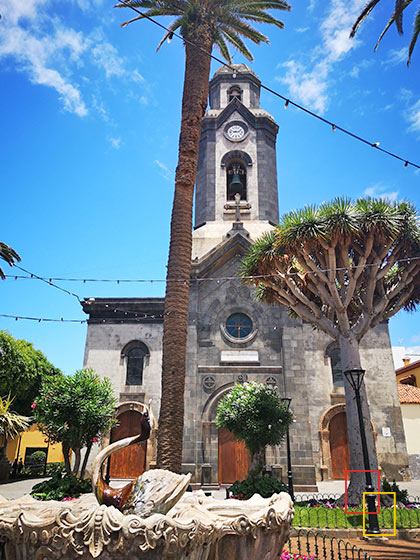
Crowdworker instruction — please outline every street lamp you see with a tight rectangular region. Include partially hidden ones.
[281,397,294,501]
[343,369,380,535]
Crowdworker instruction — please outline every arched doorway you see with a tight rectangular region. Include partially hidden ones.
[218,427,250,484]
[329,411,350,479]
[109,409,147,479]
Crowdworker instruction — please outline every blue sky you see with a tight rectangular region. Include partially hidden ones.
[0,0,419,375]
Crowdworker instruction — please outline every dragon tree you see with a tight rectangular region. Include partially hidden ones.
[242,197,420,501]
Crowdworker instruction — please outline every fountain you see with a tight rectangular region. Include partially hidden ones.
[0,406,294,559]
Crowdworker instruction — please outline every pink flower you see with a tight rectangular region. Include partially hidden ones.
[61,497,75,501]
[91,437,99,443]
[31,402,36,409]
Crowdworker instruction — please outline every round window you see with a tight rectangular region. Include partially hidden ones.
[225,313,253,339]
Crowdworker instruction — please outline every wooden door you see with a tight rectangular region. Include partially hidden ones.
[218,427,251,484]
[109,410,147,479]
[329,412,350,480]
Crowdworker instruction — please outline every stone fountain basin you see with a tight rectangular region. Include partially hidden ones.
[0,490,293,559]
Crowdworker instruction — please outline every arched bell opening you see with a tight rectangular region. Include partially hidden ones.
[226,161,247,201]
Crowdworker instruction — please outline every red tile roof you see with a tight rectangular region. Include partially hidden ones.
[398,384,420,404]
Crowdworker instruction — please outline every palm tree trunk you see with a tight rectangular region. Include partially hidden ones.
[157,28,213,473]
[72,448,81,475]
[62,443,71,474]
[80,443,92,479]
[339,334,379,505]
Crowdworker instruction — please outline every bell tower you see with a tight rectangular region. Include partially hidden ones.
[192,64,279,260]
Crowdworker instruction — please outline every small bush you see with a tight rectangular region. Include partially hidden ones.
[45,461,65,476]
[382,478,409,505]
[229,475,288,500]
[30,472,92,501]
[26,450,46,465]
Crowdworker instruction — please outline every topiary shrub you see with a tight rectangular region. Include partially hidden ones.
[26,450,46,465]
[30,472,92,501]
[229,474,288,500]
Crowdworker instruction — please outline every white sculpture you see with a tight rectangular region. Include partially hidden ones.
[0,404,294,558]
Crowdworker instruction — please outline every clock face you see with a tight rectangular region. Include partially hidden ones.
[227,124,245,140]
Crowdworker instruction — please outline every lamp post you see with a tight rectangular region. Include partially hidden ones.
[343,369,380,535]
[281,397,294,501]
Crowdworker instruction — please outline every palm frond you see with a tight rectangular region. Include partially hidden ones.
[0,242,21,280]
[395,0,406,34]
[374,0,413,51]
[408,5,420,65]
[156,17,183,50]
[213,28,232,63]
[219,26,255,60]
[233,8,285,29]
[350,0,382,38]
[0,395,31,440]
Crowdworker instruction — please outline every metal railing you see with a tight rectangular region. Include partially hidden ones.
[293,494,420,530]
[285,528,373,560]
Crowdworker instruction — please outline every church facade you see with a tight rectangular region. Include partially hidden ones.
[82,65,409,488]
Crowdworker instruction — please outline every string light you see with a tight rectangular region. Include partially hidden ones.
[284,99,289,109]
[5,255,420,286]
[115,0,420,171]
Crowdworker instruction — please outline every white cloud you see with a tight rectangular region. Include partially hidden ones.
[363,184,399,202]
[92,42,126,79]
[280,60,328,114]
[410,334,420,344]
[0,13,89,116]
[108,137,121,149]
[296,27,309,34]
[406,99,420,133]
[0,0,147,116]
[277,1,365,113]
[349,58,372,78]
[154,160,172,182]
[384,47,408,66]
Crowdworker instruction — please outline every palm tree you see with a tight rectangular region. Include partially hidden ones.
[241,198,420,502]
[117,0,291,472]
[0,242,20,280]
[350,0,420,66]
[0,395,30,459]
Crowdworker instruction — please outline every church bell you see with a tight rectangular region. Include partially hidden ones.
[230,172,243,189]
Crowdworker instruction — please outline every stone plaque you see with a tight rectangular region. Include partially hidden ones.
[220,350,259,363]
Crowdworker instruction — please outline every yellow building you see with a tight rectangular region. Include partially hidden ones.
[5,424,64,464]
[396,359,420,479]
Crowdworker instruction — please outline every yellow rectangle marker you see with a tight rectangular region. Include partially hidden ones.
[363,492,396,537]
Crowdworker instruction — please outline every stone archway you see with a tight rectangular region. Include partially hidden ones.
[319,404,348,481]
[202,383,246,485]
[319,404,376,480]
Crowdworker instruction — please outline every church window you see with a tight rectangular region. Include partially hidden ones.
[122,341,149,386]
[226,313,252,339]
[325,343,343,387]
[228,85,242,102]
[227,162,247,201]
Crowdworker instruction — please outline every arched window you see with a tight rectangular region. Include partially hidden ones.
[226,161,247,201]
[122,341,149,386]
[228,85,242,102]
[325,343,343,387]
